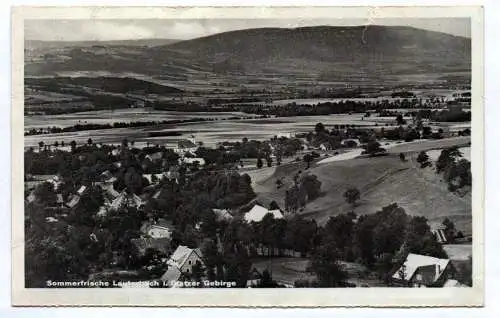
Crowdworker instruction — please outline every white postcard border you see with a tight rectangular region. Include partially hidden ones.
[11,5,484,307]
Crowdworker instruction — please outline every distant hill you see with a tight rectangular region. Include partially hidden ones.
[25,25,471,87]
[25,38,180,50]
[156,25,470,75]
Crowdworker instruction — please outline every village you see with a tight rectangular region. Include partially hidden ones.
[24,109,472,289]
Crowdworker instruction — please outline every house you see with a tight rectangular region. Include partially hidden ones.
[145,152,163,162]
[66,194,81,209]
[163,167,180,183]
[276,132,295,139]
[212,208,233,222]
[56,194,65,208]
[431,224,449,244]
[46,175,63,191]
[141,219,174,239]
[319,143,331,151]
[109,190,145,211]
[111,148,121,156]
[161,245,204,285]
[142,173,165,184]
[26,190,36,203]
[246,268,263,287]
[76,185,87,196]
[244,204,284,223]
[174,139,198,154]
[391,253,454,287]
[178,157,206,166]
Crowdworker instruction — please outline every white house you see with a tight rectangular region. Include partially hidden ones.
[161,245,204,285]
[276,132,295,139]
[141,219,174,239]
[244,204,284,223]
[178,157,206,166]
[142,173,165,184]
[47,175,63,191]
[392,253,454,287]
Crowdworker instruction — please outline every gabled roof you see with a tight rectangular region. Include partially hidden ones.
[77,185,87,196]
[100,170,113,180]
[392,253,450,283]
[213,208,233,222]
[110,190,145,211]
[177,140,197,149]
[161,266,182,283]
[179,157,206,165]
[145,152,163,161]
[244,204,284,223]
[168,245,203,270]
[142,173,164,184]
[66,194,81,208]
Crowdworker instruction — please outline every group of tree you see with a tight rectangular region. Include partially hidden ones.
[306,203,448,286]
[416,151,432,168]
[435,146,472,192]
[284,173,322,213]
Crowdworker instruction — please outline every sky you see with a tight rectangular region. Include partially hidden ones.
[24,18,471,42]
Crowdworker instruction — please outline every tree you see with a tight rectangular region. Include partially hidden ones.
[121,138,129,148]
[87,138,93,146]
[70,140,77,152]
[396,114,406,125]
[38,141,45,152]
[266,156,273,167]
[301,174,322,200]
[303,153,313,169]
[308,242,348,287]
[315,122,325,134]
[256,157,263,169]
[363,141,385,156]
[436,146,461,174]
[399,153,406,162]
[344,187,360,209]
[416,151,431,168]
[53,141,59,148]
[442,218,456,241]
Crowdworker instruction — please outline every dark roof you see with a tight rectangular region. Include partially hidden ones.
[177,140,197,149]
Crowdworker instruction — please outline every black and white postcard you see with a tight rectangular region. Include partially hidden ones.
[11,6,484,307]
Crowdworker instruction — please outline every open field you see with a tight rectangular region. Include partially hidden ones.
[254,139,471,232]
[25,109,468,149]
[443,244,472,261]
[251,257,385,287]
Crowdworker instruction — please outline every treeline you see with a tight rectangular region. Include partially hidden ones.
[26,117,219,136]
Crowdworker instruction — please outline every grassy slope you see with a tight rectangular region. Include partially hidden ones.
[255,148,471,234]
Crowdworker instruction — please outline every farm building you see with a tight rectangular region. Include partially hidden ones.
[141,219,175,239]
[244,204,284,223]
[391,253,454,287]
[179,157,206,166]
